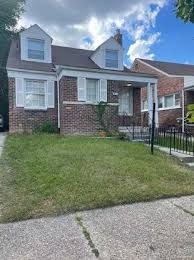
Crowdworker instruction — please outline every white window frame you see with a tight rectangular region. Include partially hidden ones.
[119,89,133,116]
[141,93,181,112]
[27,38,45,61]
[86,78,100,103]
[105,49,119,69]
[158,93,181,110]
[24,79,47,110]
[141,98,148,112]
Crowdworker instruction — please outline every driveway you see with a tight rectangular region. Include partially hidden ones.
[0,196,194,260]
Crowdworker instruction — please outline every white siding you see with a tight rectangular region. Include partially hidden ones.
[184,76,194,88]
[91,37,124,71]
[20,24,52,63]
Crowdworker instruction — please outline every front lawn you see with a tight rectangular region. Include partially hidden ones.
[1,134,194,223]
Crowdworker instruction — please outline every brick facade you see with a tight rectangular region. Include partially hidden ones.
[132,60,184,126]
[8,76,142,134]
[60,77,117,134]
[8,78,58,133]
[59,76,141,134]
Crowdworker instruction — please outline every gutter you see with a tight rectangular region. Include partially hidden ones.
[57,65,158,80]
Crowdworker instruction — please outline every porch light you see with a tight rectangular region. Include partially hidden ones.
[127,83,132,87]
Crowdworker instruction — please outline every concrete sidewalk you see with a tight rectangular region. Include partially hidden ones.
[0,196,194,260]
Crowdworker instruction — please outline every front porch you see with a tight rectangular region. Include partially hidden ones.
[118,81,159,129]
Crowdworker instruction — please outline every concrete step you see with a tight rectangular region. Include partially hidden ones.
[179,157,194,163]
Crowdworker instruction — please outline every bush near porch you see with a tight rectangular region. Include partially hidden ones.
[1,134,194,223]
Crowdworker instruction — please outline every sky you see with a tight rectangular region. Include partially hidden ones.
[18,0,194,67]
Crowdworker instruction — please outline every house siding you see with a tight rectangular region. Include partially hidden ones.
[8,77,58,133]
[132,60,184,126]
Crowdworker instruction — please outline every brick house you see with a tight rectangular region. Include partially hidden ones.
[6,25,158,134]
[132,58,194,131]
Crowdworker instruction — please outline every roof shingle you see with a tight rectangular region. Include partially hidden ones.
[139,59,194,76]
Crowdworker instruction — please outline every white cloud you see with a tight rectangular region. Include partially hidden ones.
[18,0,167,62]
[127,33,160,62]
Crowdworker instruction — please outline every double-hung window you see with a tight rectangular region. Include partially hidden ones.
[28,38,45,60]
[105,49,118,68]
[158,93,180,109]
[86,79,99,103]
[25,79,46,109]
[158,96,163,109]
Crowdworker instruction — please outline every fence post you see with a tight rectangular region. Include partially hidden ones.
[173,128,176,151]
[170,128,172,155]
[132,122,135,140]
[186,133,188,154]
[151,103,156,155]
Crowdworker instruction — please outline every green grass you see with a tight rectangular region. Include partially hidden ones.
[1,134,194,223]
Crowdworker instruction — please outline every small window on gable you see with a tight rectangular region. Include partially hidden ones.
[28,38,45,60]
[105,49,118,68]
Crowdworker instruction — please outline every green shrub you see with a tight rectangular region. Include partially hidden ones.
[118,132,127,140]
[34,122,58,134]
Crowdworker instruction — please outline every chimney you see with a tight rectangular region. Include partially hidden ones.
[114,29,122,46]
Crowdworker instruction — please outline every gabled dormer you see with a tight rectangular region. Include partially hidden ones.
[90,30,124,71]
[20,24,53,63]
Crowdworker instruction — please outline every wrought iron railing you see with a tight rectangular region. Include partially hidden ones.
[154,127,194,155]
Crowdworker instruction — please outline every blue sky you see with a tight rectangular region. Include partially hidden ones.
[19,0,194,66]
[124,1,194,65]
[153,2,194,64]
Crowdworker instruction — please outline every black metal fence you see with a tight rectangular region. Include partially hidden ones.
[154,127,194,155]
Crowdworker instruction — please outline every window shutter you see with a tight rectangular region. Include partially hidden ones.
[100,79,107,102]
[47,80,55,108]
[16,78,24,107]
[78,77,86,101]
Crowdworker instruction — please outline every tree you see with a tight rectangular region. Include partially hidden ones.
[0,0,25,129]
[176,0,194,23]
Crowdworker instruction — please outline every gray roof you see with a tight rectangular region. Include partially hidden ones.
[139,58,194,76]
[7,40,55,72]
[7,39,133,74]
[52,45,100,69]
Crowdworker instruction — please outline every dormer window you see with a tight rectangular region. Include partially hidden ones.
[105,49,118,68]
[28,38,45,60]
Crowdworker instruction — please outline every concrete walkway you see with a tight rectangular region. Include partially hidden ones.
[0,196,194,260]
[0,132,7,158]
[155,145,194,170]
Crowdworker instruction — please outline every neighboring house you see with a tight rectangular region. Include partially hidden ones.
[132,58,194,130]
[6,25,158,134]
